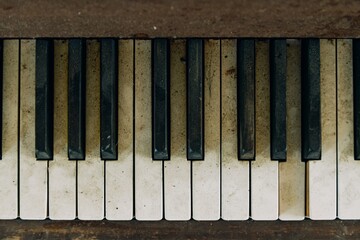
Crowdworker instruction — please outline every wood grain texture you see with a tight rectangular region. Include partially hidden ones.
[0,220,358,239]
[0,0,359,37]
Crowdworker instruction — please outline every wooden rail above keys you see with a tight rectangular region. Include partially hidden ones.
[0,0,360,38]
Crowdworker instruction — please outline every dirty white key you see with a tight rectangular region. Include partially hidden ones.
[192,39,220,220]
[337,39,360,219]
[279,39,305,221]
[48,40,76,220]
[251,40,278,220]
[164,40,191,220]
[106,40,134,220]
[135,40,163,220]
[19,40,47,219]
[0,40,19,219]
[221,39,249,220]
[307,39,336,220]
[78,40,104,220]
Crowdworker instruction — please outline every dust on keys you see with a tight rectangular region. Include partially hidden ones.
[0,38,357,220]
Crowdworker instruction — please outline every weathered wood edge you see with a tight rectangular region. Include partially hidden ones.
[0,0,360,38]
[0,219,358,239]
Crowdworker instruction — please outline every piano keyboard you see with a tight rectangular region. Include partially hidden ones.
[0,38,358,221]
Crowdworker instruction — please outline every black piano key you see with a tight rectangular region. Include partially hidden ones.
[301,39,321,161]
[187,39,204,160]
[152,39,170,160]
[354,39,360,160]
[100,39,118,160]
[237,39,255,160]
[35,39,54,160]
[270,39,287,161]
[0,40,3,160]
[68,39,86,160]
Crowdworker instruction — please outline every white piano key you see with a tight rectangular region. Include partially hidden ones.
[135,40,163,220]
[0,40,19,219]
[48,40,76,220]
[279,39,305,221]
[164,40,191,220]
[192,39,220,221]
[106,40,134,220]
[307,39,336,220]
[251,40,278,220]
[19,40,47,219]
[78,40,104,220]
[221,39,249,220]
[337,39,360,219]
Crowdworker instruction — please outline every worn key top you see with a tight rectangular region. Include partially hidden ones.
[187,39,204,160]
[0,40,19,219]
[68,39,86,160]
[270,39,287,161]
[237,39,255,160]
[301,39,321,161]
[20,40,48,219]
[152,38,170,160]
[49,40,76,220]
[35,39,54,160]
[100,39,118,160]
[0,40,3,160]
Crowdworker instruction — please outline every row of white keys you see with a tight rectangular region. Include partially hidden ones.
[251,40,278,220]
[12,38,354,220]
[0,40,19,219]
[20,40,48,219]
[106,40,134,220]
[279,39,305,221]
[48,40,76,220]
[221,39,249,220]
[337,39,360,219]
[307,39,337,220]
[164,40,191,220]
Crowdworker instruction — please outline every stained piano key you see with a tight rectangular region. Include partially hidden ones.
[237,39,255,160]
[279,39,305,220]
[187,39,204,160]
[353,39,360,160]
[20,40,48,219]
[192,39,220,220]
[270,39,287,161]
[135,40,163,220]
[0,40,3,159]
[251,40,278,220]
[152,38,170,160]
[49,40,76,220]
[301,39,321,161]
[221,39,249,220]
[35,39,54,160]
[164,40,191,220]
[338,39,360,219]
[100,39,118,160]
[77,40,104,220]
[307,39,336,220]
[0,40,19,219]
[68,39,86,160]
[106,39,133,220]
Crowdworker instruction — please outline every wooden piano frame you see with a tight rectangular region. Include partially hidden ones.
[0,0,359,238]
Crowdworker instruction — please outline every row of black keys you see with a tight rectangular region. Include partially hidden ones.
[1,38,360,161]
